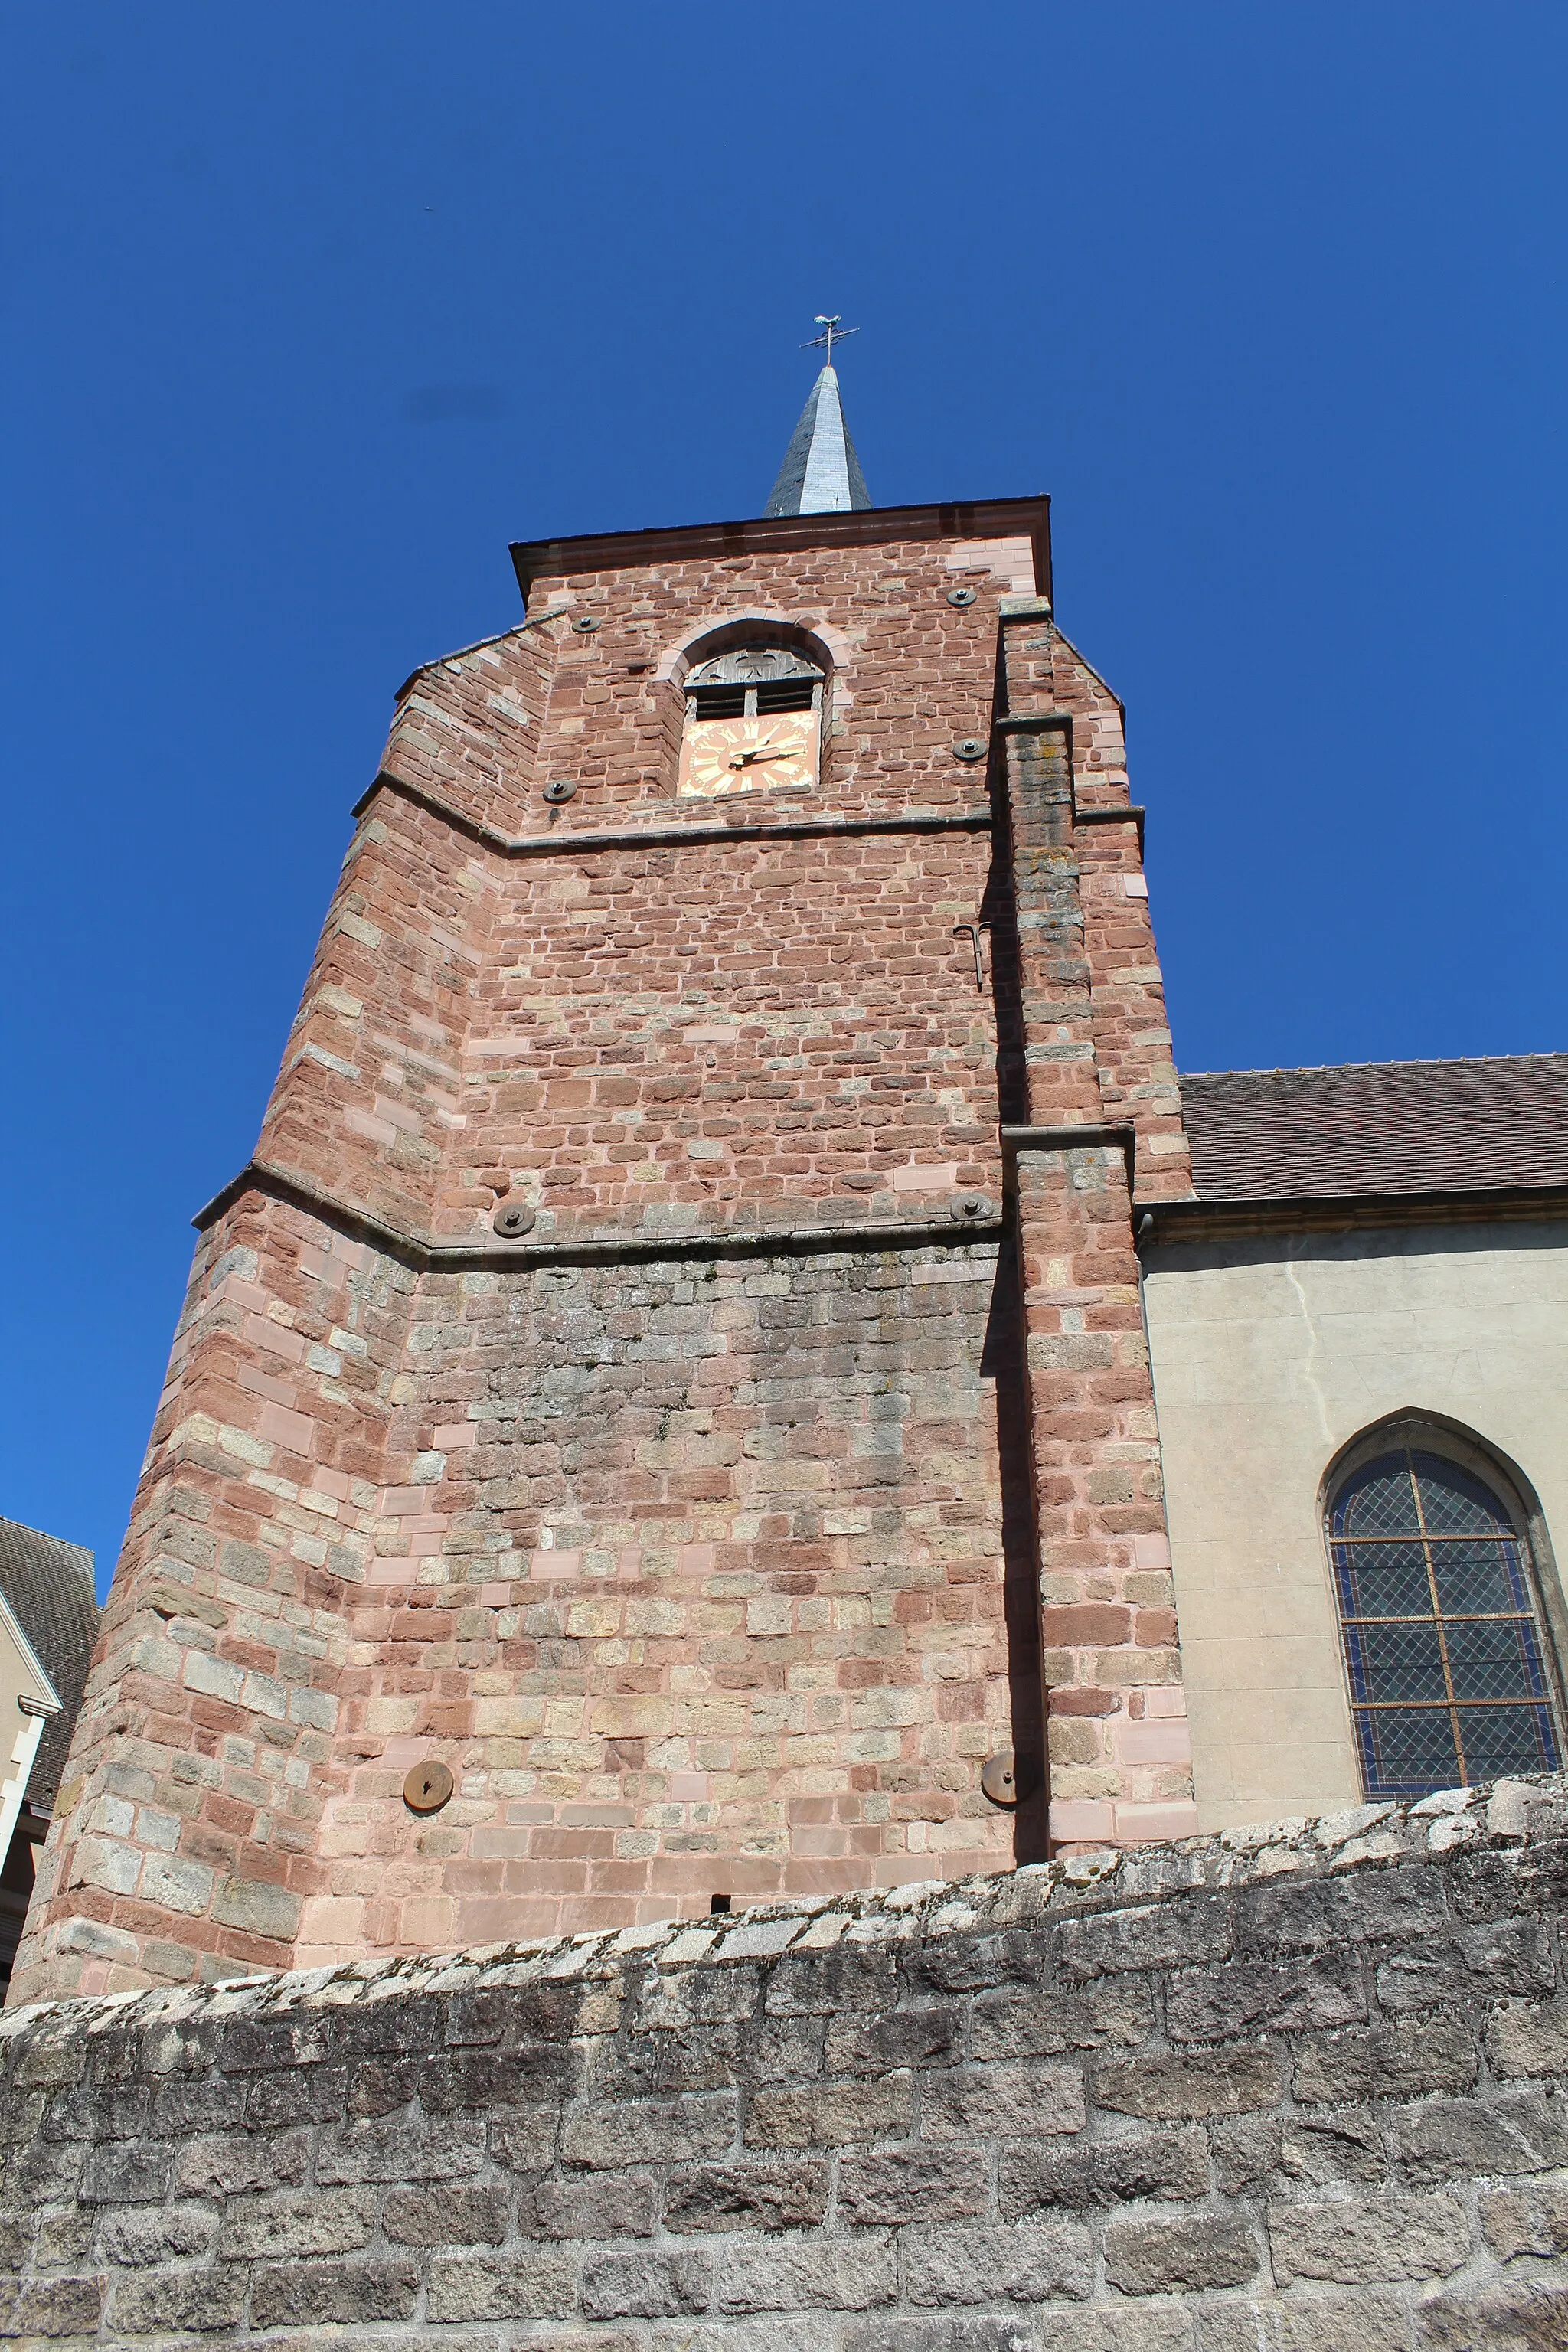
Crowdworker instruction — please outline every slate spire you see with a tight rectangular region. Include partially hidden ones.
[765,359,871,518]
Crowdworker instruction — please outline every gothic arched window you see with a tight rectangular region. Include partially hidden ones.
[1328,1440,1563,1798]
[676,645,824,800]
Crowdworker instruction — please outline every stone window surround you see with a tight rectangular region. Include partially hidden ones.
[1320,1407,1568,1792]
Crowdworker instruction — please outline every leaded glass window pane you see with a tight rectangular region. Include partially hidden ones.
[1429,1539,1522,1617]
[1350,1622,1447,1704]
[1443,1619,1540,1700]
[1328,1445,1562,1799]
[1410,1454,1504,1536]
[1332,1538,1430,1620]
[1339,1462,1422,1540]
[1457,1704,1559,1781]
[1360,1704,1459,1792]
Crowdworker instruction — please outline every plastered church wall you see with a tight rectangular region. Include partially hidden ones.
[1145,1220,1568,1831]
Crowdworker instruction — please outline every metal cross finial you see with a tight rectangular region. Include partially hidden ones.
[802,314,859,364]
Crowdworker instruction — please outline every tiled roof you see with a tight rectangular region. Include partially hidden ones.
[1181,1055,1568,1201]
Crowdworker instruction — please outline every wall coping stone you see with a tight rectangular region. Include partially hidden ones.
[7,1772,1563,2042]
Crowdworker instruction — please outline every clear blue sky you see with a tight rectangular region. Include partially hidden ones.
[5,5,1566,1592]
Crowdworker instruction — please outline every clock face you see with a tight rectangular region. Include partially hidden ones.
[678,710,818,799]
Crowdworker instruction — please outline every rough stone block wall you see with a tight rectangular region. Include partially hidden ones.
[3,1777,1566,2347]
[313,1235,1046,1958]
[16,1210,1043,1999]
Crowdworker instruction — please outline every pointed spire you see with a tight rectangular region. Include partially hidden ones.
[765,362,871,517]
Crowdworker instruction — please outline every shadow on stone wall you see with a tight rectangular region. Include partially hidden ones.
[982,1238,1050,1867]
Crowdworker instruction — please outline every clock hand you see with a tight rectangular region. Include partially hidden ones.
[727,746,792,769]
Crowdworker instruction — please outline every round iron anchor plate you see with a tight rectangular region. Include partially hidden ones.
[492,1199,537,1239]
[542,778,577,802]
[404,1759,454,1814]
[571,614,602,633]
[981,1750,1019,1808]
[946,586,978,607]
[953,738,987,763]
[951,1194,993,1223]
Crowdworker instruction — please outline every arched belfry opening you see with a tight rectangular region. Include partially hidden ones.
[677,641,825,799]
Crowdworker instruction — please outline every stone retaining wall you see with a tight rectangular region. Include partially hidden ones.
[4,1777,1566,2347]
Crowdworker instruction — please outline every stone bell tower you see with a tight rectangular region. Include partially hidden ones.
[12,353,1197,2006]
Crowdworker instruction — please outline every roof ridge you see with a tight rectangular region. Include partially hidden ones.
[1180,1051,1568,1081]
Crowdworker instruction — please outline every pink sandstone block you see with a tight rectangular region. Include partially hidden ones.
[1113,1720,1194,1766]
[1113,1799,1201,1844]
[257,1402,315,1454]
[1050,1799,1117,1845]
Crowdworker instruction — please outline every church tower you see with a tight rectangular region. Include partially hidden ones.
[12,351,1197,2004]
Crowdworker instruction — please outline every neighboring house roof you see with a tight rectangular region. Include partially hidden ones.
[1181,1054,1568,1203]
[0,1520,99,1813]
[0,1589,59,1715]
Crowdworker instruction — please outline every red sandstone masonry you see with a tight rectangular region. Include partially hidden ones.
[12,1194,417,2001]
[996,624,1196,1851]
[258,794,507,1238]
[15,500,1199,2001]
[384,621,554,834]
[299,1241,1031,1958]
[1078,818,1192,1199]
[1002,617,1191,1197]
[443,828,1002,1243]
[384,532,1023,844]
[1010,1144,1194,1846]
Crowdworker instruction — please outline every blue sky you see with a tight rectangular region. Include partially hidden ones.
[4,4,1566,1591]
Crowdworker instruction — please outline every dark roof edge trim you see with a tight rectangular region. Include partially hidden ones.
[1179,1053,1568,1083]
[510,496,1052,609]
[351,769,993,857]
[193,1159,1004,1271]
[1138,1183,1568,1248]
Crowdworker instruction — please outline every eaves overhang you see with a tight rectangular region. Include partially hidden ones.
[0,1586,61,1716]
[1138,1182,1568,1251]
[509,495,1052,612]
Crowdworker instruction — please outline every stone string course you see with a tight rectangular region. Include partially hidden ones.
[3,1775,1566,2347]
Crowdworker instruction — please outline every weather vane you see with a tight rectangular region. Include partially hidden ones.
[802,314,858,364]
